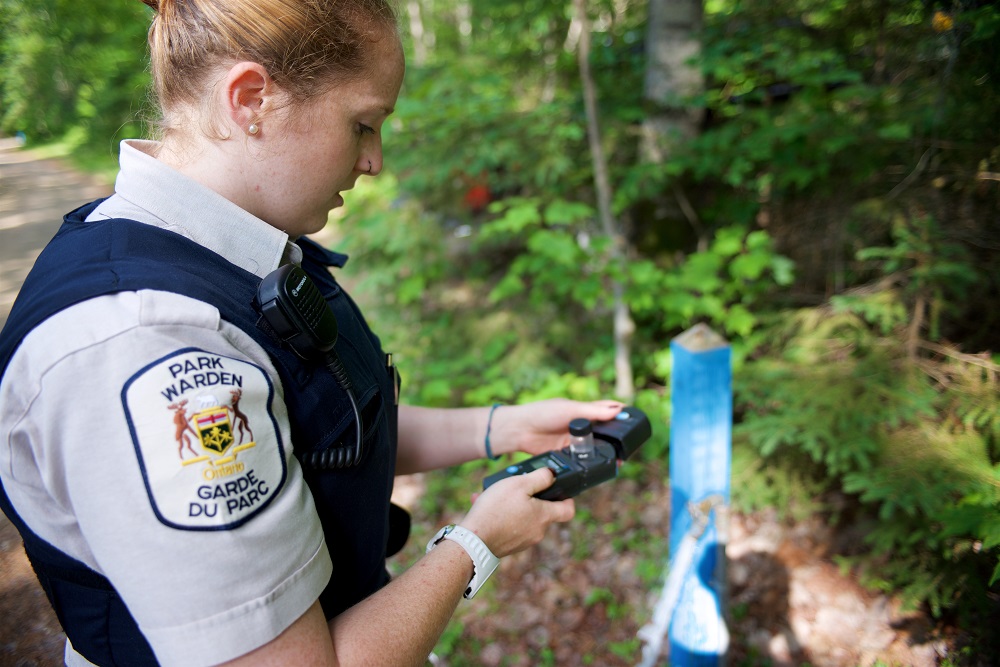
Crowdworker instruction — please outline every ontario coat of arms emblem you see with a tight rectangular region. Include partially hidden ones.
[123,348,287,530]
[193,406,234,454]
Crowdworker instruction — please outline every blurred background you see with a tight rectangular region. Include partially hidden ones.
[0,0,997,665]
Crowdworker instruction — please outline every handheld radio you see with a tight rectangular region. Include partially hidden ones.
[255,264,364,469]
[482,407,652,501]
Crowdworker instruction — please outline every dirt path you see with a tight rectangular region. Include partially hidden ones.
[0,138,112,666]
[0,141,950,666]
[0,140,113,329]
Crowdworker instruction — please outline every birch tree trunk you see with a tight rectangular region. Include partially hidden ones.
[573,0,636,402]
[641,0,704,163]
[406,1,433,67]
[455,0,472,52]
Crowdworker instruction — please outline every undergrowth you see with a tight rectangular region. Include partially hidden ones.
[735,288,1000,653]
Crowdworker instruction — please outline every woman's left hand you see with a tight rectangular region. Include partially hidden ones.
[488,398,625,458]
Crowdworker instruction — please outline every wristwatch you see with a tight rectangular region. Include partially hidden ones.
[426,524,500,599]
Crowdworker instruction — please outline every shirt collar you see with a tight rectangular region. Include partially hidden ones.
[111,140,302,277]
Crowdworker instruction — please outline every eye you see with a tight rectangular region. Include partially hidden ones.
[357,123,376,137]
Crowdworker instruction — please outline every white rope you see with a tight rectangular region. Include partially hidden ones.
[636,496,726,667]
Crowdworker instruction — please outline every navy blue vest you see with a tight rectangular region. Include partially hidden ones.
[0,201,400,665]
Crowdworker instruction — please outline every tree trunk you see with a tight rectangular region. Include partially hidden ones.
[641,0,704,163]
[455,0,472,51]
[573,0,636,402]
[406,1,432,66]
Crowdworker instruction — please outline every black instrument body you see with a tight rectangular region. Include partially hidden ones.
[482,407,652,500]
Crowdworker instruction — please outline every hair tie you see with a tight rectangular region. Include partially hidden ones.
[484,403,502,461]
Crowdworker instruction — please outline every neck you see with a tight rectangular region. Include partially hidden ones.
[157,131,265,225]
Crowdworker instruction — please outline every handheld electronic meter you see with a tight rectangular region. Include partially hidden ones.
[482,407,652,501]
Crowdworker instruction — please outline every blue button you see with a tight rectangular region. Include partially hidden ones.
[616,410,630,420]
[506,465,519,473]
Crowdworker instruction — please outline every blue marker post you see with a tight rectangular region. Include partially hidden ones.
[636,324,732,666]
[668,324,731,666]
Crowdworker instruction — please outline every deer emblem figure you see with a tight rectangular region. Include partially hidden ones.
[168,399,199,459]
[229,389,254,445]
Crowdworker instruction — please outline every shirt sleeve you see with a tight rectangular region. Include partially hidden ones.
[0,289,333,667]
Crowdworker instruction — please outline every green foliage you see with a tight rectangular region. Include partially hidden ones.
[737,289,1000,620]
[729,443,827,522]
[855,211,979,341]
[390,56,591,214]
[688,11,944,229]
[629,226,794,337]
[739,308,922,475]
[350,2,997,649]
[0,0,152,161]
[608,638,642,660]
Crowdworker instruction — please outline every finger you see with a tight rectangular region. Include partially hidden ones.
[548,497,576,522]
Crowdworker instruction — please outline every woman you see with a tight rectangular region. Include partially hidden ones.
[0,1,624,665]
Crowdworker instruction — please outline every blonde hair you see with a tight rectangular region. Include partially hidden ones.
[141,0,398,115]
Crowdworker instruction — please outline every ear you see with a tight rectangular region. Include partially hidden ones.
[221,62,271,134]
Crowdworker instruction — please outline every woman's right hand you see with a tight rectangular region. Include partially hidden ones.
[458,468,575,558]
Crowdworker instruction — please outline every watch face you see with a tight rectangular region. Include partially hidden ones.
[427,524,457,552]
[439,525,456,544]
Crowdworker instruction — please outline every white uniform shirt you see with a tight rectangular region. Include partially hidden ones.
[0,140,333,667]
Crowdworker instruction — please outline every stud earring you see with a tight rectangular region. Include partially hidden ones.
[248,123,260,136]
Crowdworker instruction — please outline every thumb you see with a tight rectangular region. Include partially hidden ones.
[522,467,558,495]
[581,400,625,420]
[522,469,576,521]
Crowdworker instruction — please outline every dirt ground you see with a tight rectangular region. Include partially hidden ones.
[0,138,113,666]
[392,475,951,667]
[0,139,958,666]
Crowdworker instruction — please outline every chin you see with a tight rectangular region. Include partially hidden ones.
[306,214,332,236]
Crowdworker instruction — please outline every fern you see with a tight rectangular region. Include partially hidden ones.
[737,289,1000,621]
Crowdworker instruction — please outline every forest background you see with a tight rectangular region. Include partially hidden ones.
[1,0,998,664]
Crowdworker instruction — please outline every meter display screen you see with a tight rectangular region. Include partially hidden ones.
[527,458,550,471]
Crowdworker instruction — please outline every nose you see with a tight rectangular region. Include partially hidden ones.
[357,142,384,176]
[357,155,383,176]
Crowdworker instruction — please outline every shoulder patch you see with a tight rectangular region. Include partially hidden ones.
[122,347,287,531]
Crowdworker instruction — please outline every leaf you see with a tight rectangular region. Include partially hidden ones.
[525,229,582,265]
[730,252,771,281]
[681,252,724,292]
[483,199,543,238]
[713,226,745,256]
[543,199,594,226]
[877,122,913,141]
[725,304,757,337]
[488,273,525,303]
[397,275,426,305]
[771,256,796,286]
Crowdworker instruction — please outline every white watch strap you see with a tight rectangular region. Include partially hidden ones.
[426,524,500,599]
